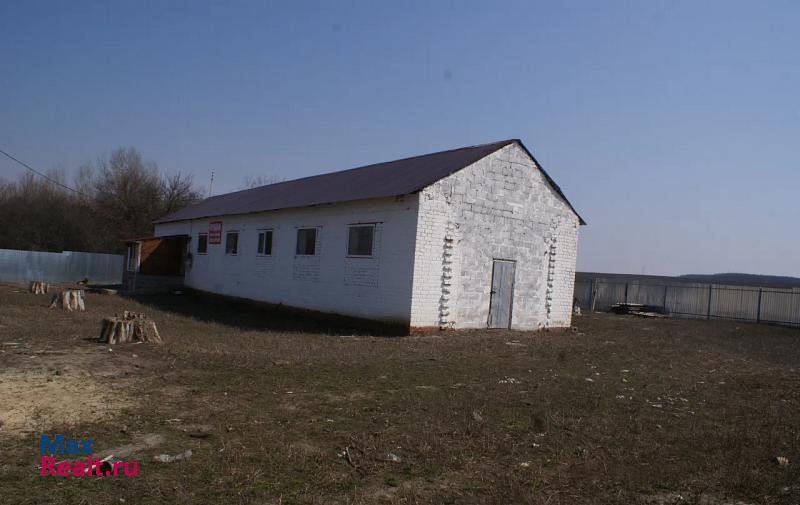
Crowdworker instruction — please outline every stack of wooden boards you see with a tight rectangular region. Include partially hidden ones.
[610,303,667,318]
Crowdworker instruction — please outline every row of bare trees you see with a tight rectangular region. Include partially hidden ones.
[0,147,202,254]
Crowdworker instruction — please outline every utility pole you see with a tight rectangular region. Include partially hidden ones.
[208,171,215,197]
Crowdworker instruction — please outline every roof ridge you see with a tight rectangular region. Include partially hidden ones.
[154,138,584,225]
[203,139,517,199]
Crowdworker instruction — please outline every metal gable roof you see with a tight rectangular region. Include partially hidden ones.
[155,139,585,225]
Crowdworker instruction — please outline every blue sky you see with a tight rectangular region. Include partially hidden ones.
[1,1,798,276]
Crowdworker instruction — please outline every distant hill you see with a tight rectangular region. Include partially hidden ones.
[576,271,800,289]
[679,273,800,288]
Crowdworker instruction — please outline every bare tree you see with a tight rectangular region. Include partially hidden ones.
[0,147,203,253]
[92,148,163,248]
[162,172,203,215]
[73,163,95,201]
[0,171,93,252]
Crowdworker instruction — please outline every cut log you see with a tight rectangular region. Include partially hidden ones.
[50,289,86,311]
[29,281,49,294]
[100,311,162,344]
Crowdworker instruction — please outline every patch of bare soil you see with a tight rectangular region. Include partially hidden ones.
[1,284,799,505]
[0,363,134,436]
[0,286,156,436]
[643,491,755,505]
[100,433,165,458]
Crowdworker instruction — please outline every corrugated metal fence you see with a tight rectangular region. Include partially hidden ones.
[0,248,123,285]
[575,277,800,328]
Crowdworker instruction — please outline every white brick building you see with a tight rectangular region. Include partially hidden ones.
[129,139,584,331]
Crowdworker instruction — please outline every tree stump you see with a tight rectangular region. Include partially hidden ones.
[100,311,162,344]
[29,281,49,294]
[50,289,86,311]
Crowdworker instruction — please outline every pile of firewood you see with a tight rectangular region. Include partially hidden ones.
[100,311,162,344]
[610,302,667,319]
[50,289,86,311]
[29,281,49,294]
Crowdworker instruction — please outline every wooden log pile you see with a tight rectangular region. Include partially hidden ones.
[50,289,86,311]
[29,281,49,294]
[100,311,162,344]
[610,302,667,318]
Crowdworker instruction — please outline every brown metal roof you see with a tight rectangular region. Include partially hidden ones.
[155,139,585,224]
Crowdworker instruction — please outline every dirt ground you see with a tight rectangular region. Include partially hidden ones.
[0,284,799,504]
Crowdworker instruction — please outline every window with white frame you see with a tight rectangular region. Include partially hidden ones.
[295,228,317,255]
[347,224,375,257]
[225,231,239,255]
[197,233,208,254]
[257,230,273,255]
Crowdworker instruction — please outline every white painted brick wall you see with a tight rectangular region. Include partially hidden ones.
[154,196,419,325]
[410,143,580,330]
[155,143,580,331]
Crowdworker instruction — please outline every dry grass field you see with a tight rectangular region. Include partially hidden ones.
[1,283,799,504]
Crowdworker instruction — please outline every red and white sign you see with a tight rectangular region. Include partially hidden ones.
[208,221,223,244]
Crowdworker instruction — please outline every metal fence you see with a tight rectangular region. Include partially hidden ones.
[0,248,123,285]
[575,278,800,328]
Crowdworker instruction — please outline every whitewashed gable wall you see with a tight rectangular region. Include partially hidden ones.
[409,143,579,329]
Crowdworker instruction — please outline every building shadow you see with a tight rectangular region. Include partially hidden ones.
[121,289,407,337]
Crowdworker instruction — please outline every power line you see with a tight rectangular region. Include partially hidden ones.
[0,148,85,196]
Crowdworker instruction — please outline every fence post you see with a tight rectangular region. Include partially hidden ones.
[707,285,713,320]
[756,288,763,324]
[663,284,668,311]
[624,282,629,304]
